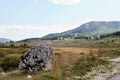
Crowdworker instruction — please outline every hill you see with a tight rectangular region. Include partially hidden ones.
[42,21,120,39]
[0,38,12,43]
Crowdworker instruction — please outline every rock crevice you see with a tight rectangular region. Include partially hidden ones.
[19,43,54,73]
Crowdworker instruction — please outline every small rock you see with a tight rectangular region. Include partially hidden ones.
[27,75,32,79]
[73,76,81,79]
[0,72,6,76]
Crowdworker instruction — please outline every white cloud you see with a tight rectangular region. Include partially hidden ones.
[0,24,77,40]
[49,0,81,5]
[11,26,24,30]
[22,24,76,33]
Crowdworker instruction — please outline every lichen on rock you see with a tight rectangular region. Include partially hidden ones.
[19,43,54,73]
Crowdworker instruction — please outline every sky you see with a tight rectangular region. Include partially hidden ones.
[0,0,120,40]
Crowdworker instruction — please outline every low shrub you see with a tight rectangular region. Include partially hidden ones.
[0,51,9,57]
[1,54,21,71]
[101,50,120,58]
[0,67,3,72]
[63,58,109,77]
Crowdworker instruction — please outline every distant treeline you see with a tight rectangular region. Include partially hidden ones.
[75,31,120,39]
[41,31,120,40]
[100,31,120,38]
[0,43,30,48]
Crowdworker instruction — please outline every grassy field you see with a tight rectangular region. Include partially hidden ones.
[14,37,120,48]
[0,46,120,80]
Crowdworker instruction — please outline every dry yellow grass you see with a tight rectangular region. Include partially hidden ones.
[53,47,117,55]
[0,47,120,80]
[0,47,116,67]
[53,47,119,67]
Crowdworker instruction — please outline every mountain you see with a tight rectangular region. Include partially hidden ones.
[0,38,12,43]
[42,21,120,39]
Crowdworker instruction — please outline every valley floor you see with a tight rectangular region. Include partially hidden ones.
[1,56,120,80]
[0,47,120,80]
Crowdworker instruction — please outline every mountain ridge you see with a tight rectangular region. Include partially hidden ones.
[41,21,120,39]
[0,38,12,43]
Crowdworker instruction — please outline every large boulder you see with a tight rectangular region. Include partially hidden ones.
[19,43,54,73]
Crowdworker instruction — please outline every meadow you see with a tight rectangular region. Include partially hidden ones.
[0,46,120,80]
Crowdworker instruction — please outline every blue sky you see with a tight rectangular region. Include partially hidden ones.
[0,0,120,40]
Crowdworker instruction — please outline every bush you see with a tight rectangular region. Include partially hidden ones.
[101,50,120,58]
[2,54,21,71]
[0,51,8,57]
[0,67,3,72]
[10,44,14,47]
[63,58,109,77]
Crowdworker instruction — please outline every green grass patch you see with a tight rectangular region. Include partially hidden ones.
[1,54,21,71]
[63,58,109,77]
[0,51,9,57]
[101,50,120,58]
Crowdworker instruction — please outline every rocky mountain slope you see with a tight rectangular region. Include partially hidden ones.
[42,21,120,39]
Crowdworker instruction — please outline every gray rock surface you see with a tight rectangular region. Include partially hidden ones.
[19,43,54,73]
[109,73,120,80]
